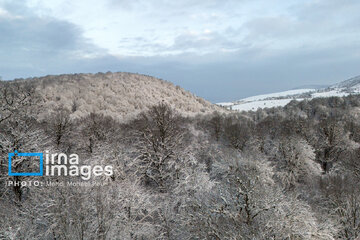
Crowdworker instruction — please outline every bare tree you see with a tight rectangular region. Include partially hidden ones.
[0,81,34,124]
[272,137,319,190]
[80,113,113,153]
[314,119,346,173]
[130,102,186,192]
[209,112,222,141]
[47,107,72,147]
[0,82,46,202]
[223,116,254,151]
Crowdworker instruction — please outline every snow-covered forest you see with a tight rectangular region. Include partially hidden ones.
[1,75,360,239]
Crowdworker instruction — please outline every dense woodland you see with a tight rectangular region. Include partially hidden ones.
[1,79,360,239]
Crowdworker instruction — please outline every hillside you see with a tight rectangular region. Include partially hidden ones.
[332,75,360,89]
[12,72,221,120]
[2,73,360,239]
[219,75,360,111]
[3,80,360,239]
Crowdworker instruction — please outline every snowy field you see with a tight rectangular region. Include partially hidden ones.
[218,83,360,112]
[232,99,299,111]
[241,89,315,102]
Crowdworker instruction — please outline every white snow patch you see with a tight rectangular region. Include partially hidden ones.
[217,102,234,107]
[217,85,360,112]
[241,89,315,102]
[311,89,349,98]
[233,99,299,111]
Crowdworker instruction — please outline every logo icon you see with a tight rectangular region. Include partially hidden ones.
[8,150,43,176]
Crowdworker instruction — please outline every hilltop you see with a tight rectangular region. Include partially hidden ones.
[8,72,221,120]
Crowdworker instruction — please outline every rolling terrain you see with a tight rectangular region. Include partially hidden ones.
[218,75,360,111]
[5,72,222,121]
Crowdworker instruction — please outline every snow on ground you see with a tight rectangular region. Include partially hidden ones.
[218,86,360,112]
[241,89,315,102]
[217,102,234,106]
[232,99,299,111]
[311,90,349,98]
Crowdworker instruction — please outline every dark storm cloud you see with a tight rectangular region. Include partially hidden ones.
[0,3,104,79]
[0,18,82,52]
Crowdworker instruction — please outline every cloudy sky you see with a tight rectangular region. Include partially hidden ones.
[0,0,359,102]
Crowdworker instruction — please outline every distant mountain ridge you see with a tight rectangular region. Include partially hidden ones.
[218,75,360,111]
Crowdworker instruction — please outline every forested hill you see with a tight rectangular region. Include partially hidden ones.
[1,74,360,239]
[3,72,221,121]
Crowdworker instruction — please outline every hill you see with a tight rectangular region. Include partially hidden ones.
[332,75,360,89]
[218,75,360,111]
[9,72,221,120]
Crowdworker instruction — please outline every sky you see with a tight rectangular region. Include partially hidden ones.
[0,0,359,102]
